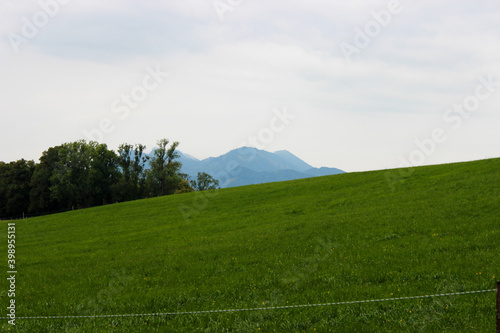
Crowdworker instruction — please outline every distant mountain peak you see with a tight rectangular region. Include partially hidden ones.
[233,146,260,153]
[174,147,345,188]
[272,149,314,172]
[178,151,200,161]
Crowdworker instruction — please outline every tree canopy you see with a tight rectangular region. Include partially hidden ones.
[0,139,218,219]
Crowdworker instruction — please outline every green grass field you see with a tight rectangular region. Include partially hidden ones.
[1,158,499,332]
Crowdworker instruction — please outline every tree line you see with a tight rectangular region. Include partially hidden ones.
[0,139,219,219]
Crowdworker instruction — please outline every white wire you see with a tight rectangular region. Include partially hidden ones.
[1,289,495,320]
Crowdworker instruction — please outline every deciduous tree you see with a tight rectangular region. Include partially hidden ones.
[190,172,220,191]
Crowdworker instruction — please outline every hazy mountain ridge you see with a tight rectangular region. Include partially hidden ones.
[171,147,345,188]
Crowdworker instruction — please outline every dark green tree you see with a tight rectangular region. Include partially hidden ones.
[0,159,35,218]
[190,172,220,191]
[132,144,149,198]
[147,139,183,196]
[47,140,119,209]
[113,143,149,201]
[0,162,8,217]
[29,145,63,213]
[49,140,91,209]
[88,142,119,206]
[175,176,195,194]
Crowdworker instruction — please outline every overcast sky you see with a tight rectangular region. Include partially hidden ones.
[1,0,499,172]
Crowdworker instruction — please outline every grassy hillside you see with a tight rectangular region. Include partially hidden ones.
[1,158,499,332]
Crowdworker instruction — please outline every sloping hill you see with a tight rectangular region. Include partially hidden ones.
[2,158,499,332]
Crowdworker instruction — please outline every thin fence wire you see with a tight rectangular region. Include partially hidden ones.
[1,289,495,320]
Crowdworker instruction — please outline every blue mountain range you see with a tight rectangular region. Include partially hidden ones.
[172,147,345,188]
